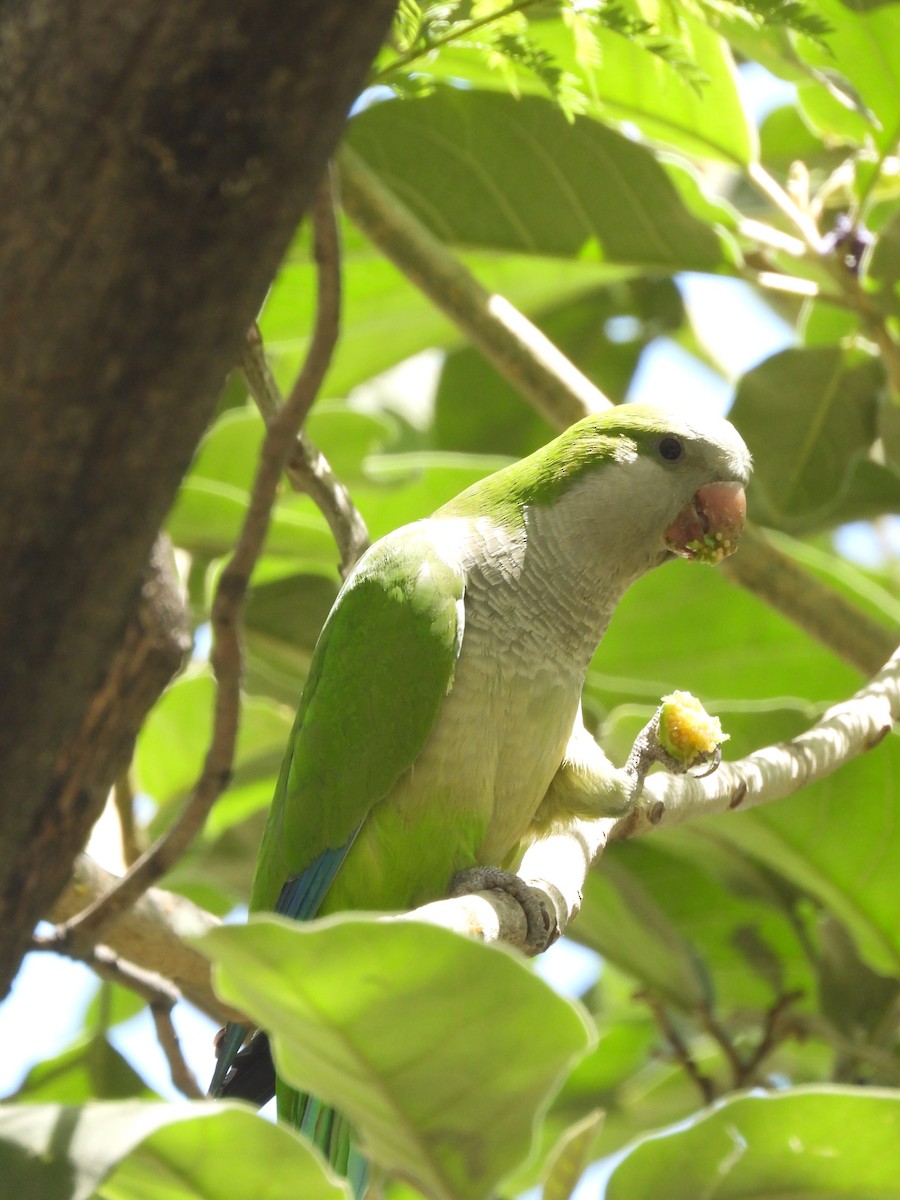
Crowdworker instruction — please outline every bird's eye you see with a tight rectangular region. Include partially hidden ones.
[658,436,684,462]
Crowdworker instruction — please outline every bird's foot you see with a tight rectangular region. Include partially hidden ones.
[450,866,558,954]
[625,692,727,802]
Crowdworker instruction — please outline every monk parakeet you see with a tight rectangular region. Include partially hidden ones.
[210,404,750,1189]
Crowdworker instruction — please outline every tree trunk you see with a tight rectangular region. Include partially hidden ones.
[0,0,397,996]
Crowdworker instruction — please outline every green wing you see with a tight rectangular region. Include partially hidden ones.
[249,525,465,913]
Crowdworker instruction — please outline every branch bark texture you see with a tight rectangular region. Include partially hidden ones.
[414,644,900,952]
[0,0,397,997]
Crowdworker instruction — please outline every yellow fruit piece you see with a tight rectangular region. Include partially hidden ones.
[659,690,729,762]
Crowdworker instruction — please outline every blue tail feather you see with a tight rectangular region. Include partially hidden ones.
[210,835,368,1196]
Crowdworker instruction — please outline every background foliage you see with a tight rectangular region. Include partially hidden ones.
[3,1,900,1197]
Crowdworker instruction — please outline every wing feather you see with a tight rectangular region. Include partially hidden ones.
[249,525,465,915]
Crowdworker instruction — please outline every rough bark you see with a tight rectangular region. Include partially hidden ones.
[0,0,397,996]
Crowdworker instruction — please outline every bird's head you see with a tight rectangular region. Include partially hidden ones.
[442,404,752,583]
[553,404,751,572]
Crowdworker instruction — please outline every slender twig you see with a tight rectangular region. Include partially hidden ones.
[748,162,826,254]
[31,936,204,1099]
[113,769,143,867]
[636,991,716,1104]
[241,323,369,577]
[150,1002,205,1099]
[372,0,543,84]
[53,169,343,948]
[737,991,805,1084]
[697,1005,744,1088]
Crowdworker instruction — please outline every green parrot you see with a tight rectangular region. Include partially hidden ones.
[210,403,751,1191]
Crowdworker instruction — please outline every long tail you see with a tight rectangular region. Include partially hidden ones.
[210,1027,368,1196]
[209,843,367,1193]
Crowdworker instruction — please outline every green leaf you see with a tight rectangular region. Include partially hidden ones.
[606,1087,900,1199]
[793,0,900,183]
[0,1101,348,1200]
[185,405,393,493]
[134,672,292,807]
[575,857,712,1011]
[166,409,340,566]
[434,278,684,456]
[730,346,893,530]
[358,452,511,542]
[11,1038,152,1104]
[419,8,756,166]
[263,217,622,398]
[587,553,860,725]
[555,1011,714,1164]
[243,572,339,705]
[759,102,846,175]
[348,89,727,270]
[704,738,900,976]
[201,916,594,1200]
[167,478,334,565]
[541,1108,605,1200]
[582,836,815,1012]
[81,982,146,1034]
[865,207,900,324]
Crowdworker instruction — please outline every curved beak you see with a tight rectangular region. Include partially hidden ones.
[665,481,747,565]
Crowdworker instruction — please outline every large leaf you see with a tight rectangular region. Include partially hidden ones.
[167,479,335,566]
[434,278,684,456]
[792,0,900,185]
[243,571,339,705]
[699,739,900,977]
[576,841,815,1015]
[347,89,726,271]
[167,408,350,567]
[586,552,861,724]
[0,1102,348,1200]
[134,672,291,808]
[606,1087,900,1199]
[262,217,622,399]
[10,1038,152,1105]
[202,916,593,1200]
[358,451,512,542]
[730,346,897,531]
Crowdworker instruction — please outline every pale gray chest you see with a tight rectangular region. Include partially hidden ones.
[415,513,623,858]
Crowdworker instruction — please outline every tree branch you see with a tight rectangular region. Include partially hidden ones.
[338,144,610,429]
[32,935,205,1099]
[406,644,900,951]
[241,322,370,577]
[55,174,345,949]
[48,854,236,1024]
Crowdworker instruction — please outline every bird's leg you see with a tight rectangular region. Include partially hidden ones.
[449,865,558,953]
